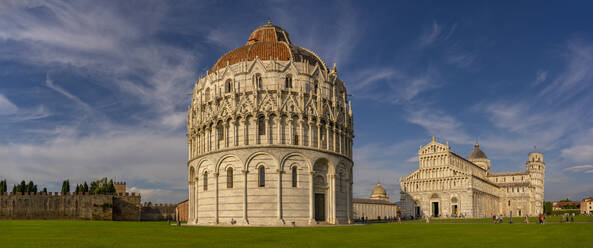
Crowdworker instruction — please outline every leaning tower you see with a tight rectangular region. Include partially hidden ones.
[186,22,354,226]
[526,152,545,214]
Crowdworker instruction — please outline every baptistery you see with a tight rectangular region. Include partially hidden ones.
[186,22,354,226]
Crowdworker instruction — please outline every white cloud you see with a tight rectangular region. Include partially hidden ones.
[562,145,593,163]
[406,108,472,144]
[45,74,91,111]
[533,70,548,86]
[0,1,196,130]
[563,165,593,173]
[349,67,440,104]
[0,129,188,203]
[446,52,476,68]
[405,156,419,163]
[540,40,593,101]
[0,93,18,115]
[419,21,443,47]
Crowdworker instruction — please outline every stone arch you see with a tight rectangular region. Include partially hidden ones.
[196,159,215,175]
[215,154,243,174]
[245,151,278,172]
[280,152,312,172]
[313,157,335,175]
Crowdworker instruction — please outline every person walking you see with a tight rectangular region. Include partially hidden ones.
[571,213,575,223]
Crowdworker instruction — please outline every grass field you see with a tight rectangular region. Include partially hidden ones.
[1,219,592,248]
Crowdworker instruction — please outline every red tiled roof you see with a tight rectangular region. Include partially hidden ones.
[208,24,326,74]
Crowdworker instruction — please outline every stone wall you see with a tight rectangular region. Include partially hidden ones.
[113,193,141,221]
[141,203,176,221]
[0,192,144,221]
[0,192,113,220]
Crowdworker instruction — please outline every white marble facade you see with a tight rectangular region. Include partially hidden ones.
[186,23,354,226]
[400,137,545,219]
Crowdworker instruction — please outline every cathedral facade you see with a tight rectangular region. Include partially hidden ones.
[186,22,354,226]
[400,137,545,219]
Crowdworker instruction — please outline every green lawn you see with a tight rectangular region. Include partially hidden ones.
[1,220,592,248]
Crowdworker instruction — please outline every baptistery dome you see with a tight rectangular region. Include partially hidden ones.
[186,22,354,226]
[209,23,327,74]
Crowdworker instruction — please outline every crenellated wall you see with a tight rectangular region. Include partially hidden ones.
[141,202,176,221]
[0,192,113,220]
[0,192,149,221]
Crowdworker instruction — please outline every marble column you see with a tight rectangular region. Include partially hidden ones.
[277,169,283,223]
[242,170,249,224]
[188,181,193,223]
[309,171,315,224]
[265,115,271,145]
[277,115,282,144]
[331,174,336,224]
[194,180,199,223]
[298,116,304,146]
[214,172,219,224]
[308,121,314,147]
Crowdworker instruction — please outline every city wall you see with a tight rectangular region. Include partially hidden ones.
[0,192,142,221]
[141,202,176,221]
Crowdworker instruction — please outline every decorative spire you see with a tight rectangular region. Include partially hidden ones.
[267,18,272,25]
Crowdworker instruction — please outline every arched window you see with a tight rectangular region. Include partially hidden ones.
[205,88,210,101]
[258,166,265,187]
[285,75,292,88]
[203,172,208,191]
[292,166,297,188]
[217,123,224,141]
[254,74,262,89]
[258,116,265,135]
[225,79,232,93]
[226,167,233,188]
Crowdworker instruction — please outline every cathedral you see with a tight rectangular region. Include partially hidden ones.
[185,22,354,226]
[400,137,545,219]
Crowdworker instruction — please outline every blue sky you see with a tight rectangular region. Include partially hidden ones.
[1,0,593,203]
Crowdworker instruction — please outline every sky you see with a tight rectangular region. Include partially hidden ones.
[1,0,593,203]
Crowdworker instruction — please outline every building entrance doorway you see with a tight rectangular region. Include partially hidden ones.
[415,206,421,218]
[315,193,325,221]
[432,202,439,217]
[451,205,458,216]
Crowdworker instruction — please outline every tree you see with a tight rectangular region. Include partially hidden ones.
[19,180,26,193]
[27,181,34,193]
[89,178,116,194]
[0,180,6,193]
[41,187,47,193]
[12,185,16,193]
[544,201,553,215]
[83,182,89,193]
[61,180,70,193]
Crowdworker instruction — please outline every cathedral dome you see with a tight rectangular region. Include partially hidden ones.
[468,143,488,160]
[208,22,327,74]
[370,183,389,200]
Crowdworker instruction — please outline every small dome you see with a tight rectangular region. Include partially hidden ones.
[208,22,327,74]
[468,143,488,160]
[370,183,389,200]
